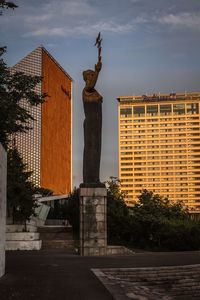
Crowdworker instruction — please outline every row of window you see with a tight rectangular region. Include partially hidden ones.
[120,128,200,134]
[120,117,200,124]
[120,103,199,117]
[120,138,200,144]
[120,144,191,150]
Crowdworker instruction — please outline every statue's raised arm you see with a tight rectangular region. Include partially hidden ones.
[82,32,103,103]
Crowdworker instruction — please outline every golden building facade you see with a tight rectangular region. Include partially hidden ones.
[118,93,200,212]
[11,46,72,195]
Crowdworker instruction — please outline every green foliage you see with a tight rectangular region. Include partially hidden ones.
[1,0,49,229]
[7,147,38,226]
[0,2,46,149]
[130,190,200,251]
[0,1,17,16]
[35,187,53,197]
[134,190,189,221]
[48,188,80,235]
[0,2,17,58]
[64,188,80,234]
[34,178,200,251]
[0,1,46,149]
[106,177,131,244]
[0,55,47,149]
[105,186,200,251]
[155,219,200,251]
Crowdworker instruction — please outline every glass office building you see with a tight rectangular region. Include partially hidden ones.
[118,93,200,213]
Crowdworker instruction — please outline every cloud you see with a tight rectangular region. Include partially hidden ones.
[41,0,96,17]
[21,0,96,26]
[26,27,66,37]
[26,14,53,23]
[25,21,134,37]
[157,13,200,30]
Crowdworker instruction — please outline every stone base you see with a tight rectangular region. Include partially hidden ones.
[80,187,107,256]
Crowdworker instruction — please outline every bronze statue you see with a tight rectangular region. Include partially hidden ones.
[81,33,104,187]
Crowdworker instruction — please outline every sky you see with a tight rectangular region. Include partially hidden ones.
[1,0,200,187]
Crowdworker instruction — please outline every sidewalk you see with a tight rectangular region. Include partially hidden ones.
[0,251,200,300]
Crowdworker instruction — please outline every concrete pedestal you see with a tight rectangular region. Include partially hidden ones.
[0,144,7,277]
[80,187,107,256]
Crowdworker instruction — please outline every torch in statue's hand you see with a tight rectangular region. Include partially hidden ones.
[94,32,102,63]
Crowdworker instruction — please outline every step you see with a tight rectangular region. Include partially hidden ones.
[38,226,72,233]
[6,224,37,233]
[6,232,40,241]
[42,239,75,249]
[39,232,73,240]
[41,248,78,254]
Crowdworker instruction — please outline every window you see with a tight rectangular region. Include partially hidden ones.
[186,103,199,114]
[120,107,132,117]
[173,104,185,115]
[160,104,172,115]
[121,168,133,171]
[133,106,145,116]
[147,105,158,116]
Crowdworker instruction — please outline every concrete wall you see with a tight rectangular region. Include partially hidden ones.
[0,144,7,277]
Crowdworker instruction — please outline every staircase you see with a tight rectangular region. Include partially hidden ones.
[38,226,77,254]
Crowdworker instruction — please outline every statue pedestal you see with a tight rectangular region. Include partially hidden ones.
[80,187,107,256]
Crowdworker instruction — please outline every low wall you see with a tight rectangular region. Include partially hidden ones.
[0,144,7,277]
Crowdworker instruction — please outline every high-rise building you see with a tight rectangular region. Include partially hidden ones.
[11,46,72,195]
[118,92,200,213]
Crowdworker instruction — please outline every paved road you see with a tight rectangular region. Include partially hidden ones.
[0,251,200,300]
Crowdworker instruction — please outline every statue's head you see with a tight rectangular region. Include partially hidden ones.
[83,69,95,82]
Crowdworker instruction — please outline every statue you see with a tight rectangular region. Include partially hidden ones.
[81,33,104,187]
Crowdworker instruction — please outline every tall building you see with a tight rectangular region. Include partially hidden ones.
[11,46,72,195]
[118,92,200,213]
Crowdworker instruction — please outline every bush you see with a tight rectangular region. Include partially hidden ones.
[106,177,132,245]
[129,190,200,251]
[158,219,200,251]
[47,188,80,235]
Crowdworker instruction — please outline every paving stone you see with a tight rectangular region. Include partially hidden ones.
[92,264,200,299]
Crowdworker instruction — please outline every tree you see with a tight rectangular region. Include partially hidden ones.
[0,2,47,149]
[0,2,17,52]
[47,188,80,235]
[106,177,131,244]
[64,188,80,234]
[0,1,18,10]
[0,57,47,149]
[130,190,200,250]
[7,147,38,228]
[1,1,49,228]
[133,189,189,222]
